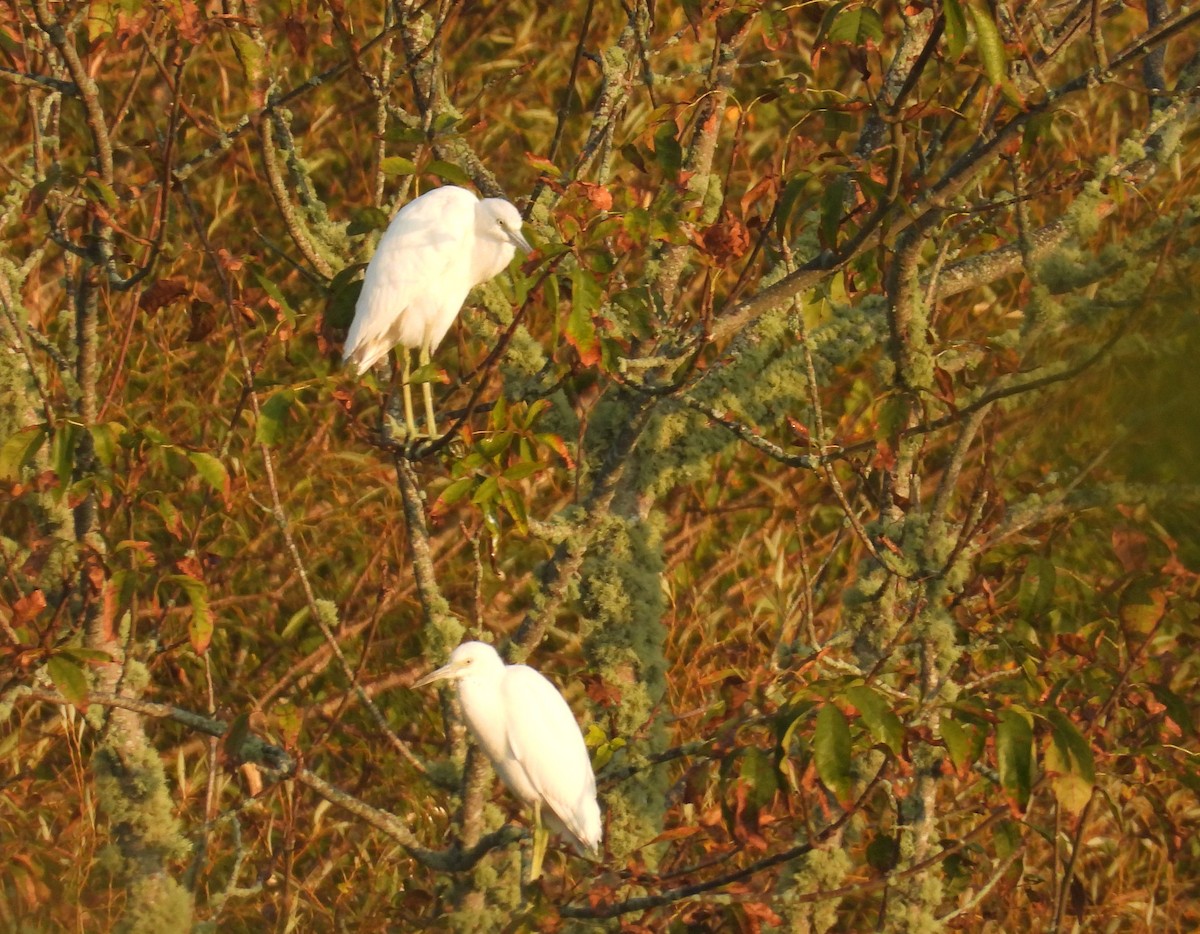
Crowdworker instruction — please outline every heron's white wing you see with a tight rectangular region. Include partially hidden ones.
[344,186,478,371]
[500,665,602,854]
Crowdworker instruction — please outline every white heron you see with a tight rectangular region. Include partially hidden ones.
[413,641,602,880]
[343,185,532,439]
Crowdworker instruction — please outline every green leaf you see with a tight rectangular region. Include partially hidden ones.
[499,486,528,534]
[51,422,76,490]
[188,452,228,496]
[968,2,1007,86]
[586,724,626,771]
[653,123,683,178]
[326,267,365,326]
[738,746,779,810]
[525,152,561,177]
[256,391,295,447]
[346,208,389,237]
[408,363,446,385]
[490,392,508,430]
[994,818,1021,859]
[384,124,428,146]
[433,476,476,512]
[170,574,214,654]
[775,176,808,239]
[566,266,601,366]
[943,0,968,60]
[471,475,501,506]
[430,113,460,136]
[481,504,501,537]
[845,685,904,755]
[520,400,548,431]
[814,703,852,800]
[819,175,849,248]
[620,143,648,174]
[940,714,974,772]
[252,268,296,327]
[380,156,417,176]
[60,647,114,663]
[502,461,540,482]
[426,161,471,186]
[85,178,119,210]
[1018,556,1056,619]
[0,425,48,480]
[1150,684,1193,735]
[1120,582,1166,634]
[478,432,514,460]
[996,707,1034,809]
[224,712,252,760]
[89,422,125,469]
[813,1,851,53]
[47,655,89,706]
[1043,710,1095,781]
[827,6,884,45]
[1043,708,1095,815]
[87,0,119,41]
[853,170,888,206]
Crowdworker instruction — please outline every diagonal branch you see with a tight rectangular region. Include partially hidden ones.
[19,686,520,872]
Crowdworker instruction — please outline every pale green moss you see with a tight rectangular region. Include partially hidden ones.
[121,658,151,694]
[1151,120,1183,161]
[445,846,523,932]
[1037,246,1116,295]
[634,296,889,500]
[1062,180,1105,239]
[89,716,193,933]
[915,605,960,677]
[1117,137,1146,167]
[121,874,193,934]
[93,739,192,865]
[314,598,339,631]
[883,871,945,933]
[578,516,670,865]
[777,844,853,933]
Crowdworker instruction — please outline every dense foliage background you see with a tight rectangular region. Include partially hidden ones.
[2,0,1199,930]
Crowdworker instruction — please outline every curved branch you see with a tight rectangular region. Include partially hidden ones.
[20,686,520,872]
[715,4,1200,346]
[561,762,890,919]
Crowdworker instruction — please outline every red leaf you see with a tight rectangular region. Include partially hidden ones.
[701,209,751,263]
[1112,527,1149,573]
[139,278,190,315]
[12,590,46,627]
[578,182,613,212]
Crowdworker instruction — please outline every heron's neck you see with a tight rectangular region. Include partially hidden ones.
[470,235,515,285]
[455,672,506,753]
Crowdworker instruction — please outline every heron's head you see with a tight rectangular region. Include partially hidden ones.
[479,198,533,256]
[413,640,504,688]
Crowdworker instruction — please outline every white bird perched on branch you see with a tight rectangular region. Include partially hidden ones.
[343,185,531,439]
[413,641,602,880]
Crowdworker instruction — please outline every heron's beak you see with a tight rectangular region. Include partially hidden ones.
[509,228,533,255]
[413,660,460,688]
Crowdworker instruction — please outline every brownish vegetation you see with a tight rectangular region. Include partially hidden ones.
[2,1,1199,930]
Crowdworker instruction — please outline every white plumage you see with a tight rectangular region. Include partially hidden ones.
[414,641,602,874]
[344,185,530,437]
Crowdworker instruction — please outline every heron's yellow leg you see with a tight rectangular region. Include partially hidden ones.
[400,349,418,440]
[419,345,439,439]
[530,800,549,882]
